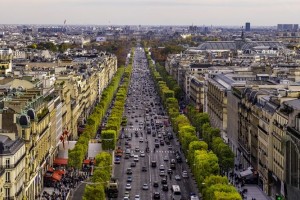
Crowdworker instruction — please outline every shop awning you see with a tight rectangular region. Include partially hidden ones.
[83,159,96,165]
[53,158,68,165]
[47,167,54,172]
[239,167,253,178]
[52,172,62,181]
[55,169,66,175]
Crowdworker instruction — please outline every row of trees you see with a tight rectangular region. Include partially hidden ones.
[145,49,240,200]
[27,42,73,53]
[83,152,112,200]
[157,60,235,175]
[101,65,132,150]
[83,49,134,200]
[68,66,125,169]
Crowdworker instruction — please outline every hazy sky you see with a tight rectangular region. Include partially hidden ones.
[1,0,299,26]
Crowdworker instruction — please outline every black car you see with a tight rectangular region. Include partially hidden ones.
[142,166,147,172]
[153,181,159,187]
[151,161,157,167]
[162,184,168,191]
[130,162,136,167]
[176,156,183,163]
[153,192,160,199]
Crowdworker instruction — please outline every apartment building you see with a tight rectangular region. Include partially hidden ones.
[0,48,13,75]
[0,131,25,200]
[189,76,206,112]
[230,83,300,199]
[282,100,300,200]
[206,74,233,141]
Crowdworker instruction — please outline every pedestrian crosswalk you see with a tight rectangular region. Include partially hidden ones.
[151,150,175,153]
[124,128,142,131]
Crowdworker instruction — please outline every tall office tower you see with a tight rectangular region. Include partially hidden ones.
[245,22,251,32]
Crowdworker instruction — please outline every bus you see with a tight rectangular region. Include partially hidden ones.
[171,185,182,200]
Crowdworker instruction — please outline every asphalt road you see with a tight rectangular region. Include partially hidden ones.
[113,47,198,200]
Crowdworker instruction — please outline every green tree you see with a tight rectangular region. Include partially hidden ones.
[83,184,105,200]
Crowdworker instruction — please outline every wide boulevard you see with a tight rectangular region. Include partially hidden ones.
[114,46,198,200]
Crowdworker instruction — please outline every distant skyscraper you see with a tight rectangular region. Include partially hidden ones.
[245,22,251,32]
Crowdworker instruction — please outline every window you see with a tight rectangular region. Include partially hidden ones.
[5,172,10,183]
[5,158,10,168]
[5,188,10,197]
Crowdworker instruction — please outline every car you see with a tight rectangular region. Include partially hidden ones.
[134,194,140,200]
[126,168,132,175]
[130,162,136,167]
[153,181,159,187]
[114,157,121,164]
[160,140,164,145]
[140,151,145,157]
[135,119,138,122]
[170,159,176,164]
[139,137,144,143]
[142,166,147,172]
[127,176,132,182]
[168,145,172,150]
[153,192,160,199]
[142,183,149,190]
[135,147,140,152]
[151,161,157,167]
[134,155,139,162]
[176,156,183,163]
[130,152,135,157]
[163,156,168,161]
[125,183,132,190]
[124,191,130,197]
[167,169,173,174]
[159,165,165,170]
[123,197,130,200]
[125,154,130,159]
[161,178,167,184]
[182,171,188,178]
[159,171,165,176]
[162,184,168,191]
[175,175,181,181]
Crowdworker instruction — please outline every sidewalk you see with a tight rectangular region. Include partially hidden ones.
[228,158,271,200]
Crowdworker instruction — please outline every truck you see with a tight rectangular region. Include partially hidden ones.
[107,178,118,198]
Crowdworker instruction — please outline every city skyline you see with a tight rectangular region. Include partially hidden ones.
[1,0,299,26]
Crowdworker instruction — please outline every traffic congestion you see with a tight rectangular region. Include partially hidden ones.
[113,46,199,200]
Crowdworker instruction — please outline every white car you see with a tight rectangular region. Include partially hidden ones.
[142,183,149,190]
[125,183,132,190]
[140,151,145,157]
[182,171,188,178]
[159,165,165,170]
[163,156,169,161]
[134,195,140,200]
[134,155,139,162]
